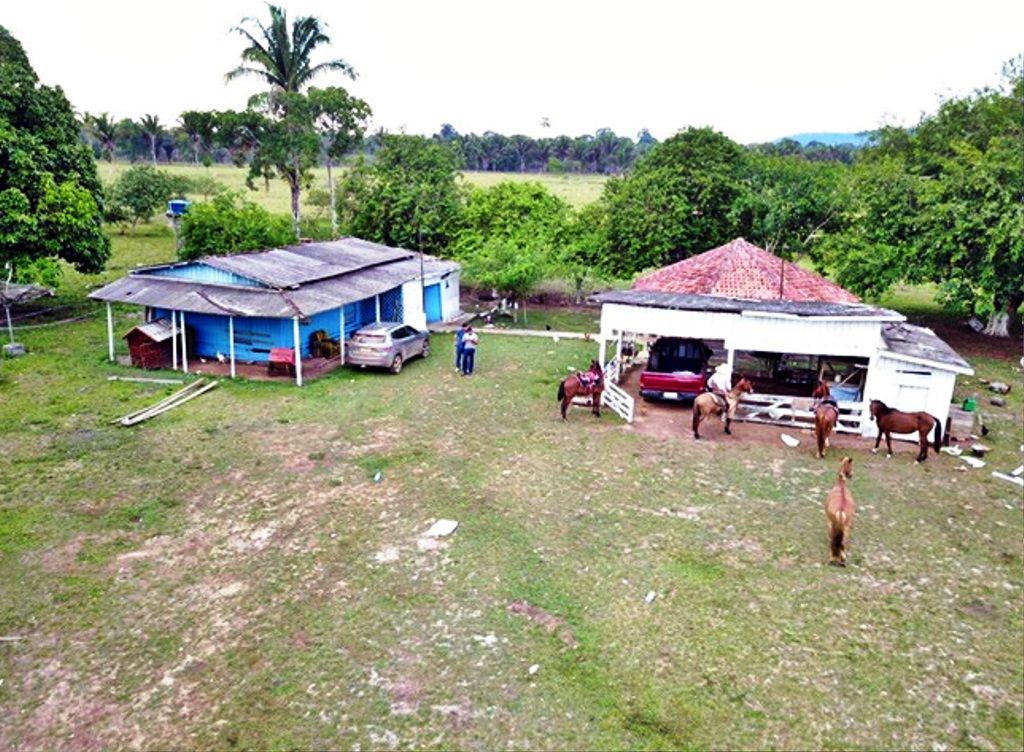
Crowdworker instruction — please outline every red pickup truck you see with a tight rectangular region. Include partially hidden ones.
[639,337,712,401]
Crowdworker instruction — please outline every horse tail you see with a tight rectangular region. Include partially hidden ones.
[557,381,565,403]
[930,413,943,450]
[692,401,701,433]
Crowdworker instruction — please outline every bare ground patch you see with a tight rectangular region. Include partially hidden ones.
[507,600,579,648]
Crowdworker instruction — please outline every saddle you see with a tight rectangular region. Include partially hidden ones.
[577,371,601,390]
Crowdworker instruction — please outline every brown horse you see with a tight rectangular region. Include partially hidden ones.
[825,457,855,566]
[692,377,754,439]
[812,382,840,459]
[557,360,604,421]
[869,399,942,463]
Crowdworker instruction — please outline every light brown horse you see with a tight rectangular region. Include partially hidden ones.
[812,382,840,459]
[869,399,942,463]
[825,457,855,566]
[692,377,754,439]
[557,359,603,421]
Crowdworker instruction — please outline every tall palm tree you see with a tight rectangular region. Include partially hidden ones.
[225,5,355,93]
[138,114,163,165]
[85,112,117,162]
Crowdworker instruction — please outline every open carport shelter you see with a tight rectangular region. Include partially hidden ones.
[90,237,461,385]
[592,239,973,438]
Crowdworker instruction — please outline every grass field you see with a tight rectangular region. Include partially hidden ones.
[1,228,1022,750]
[96,162,606,214]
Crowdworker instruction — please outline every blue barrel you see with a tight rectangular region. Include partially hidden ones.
[168,199,191,217]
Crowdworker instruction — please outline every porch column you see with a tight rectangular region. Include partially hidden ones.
[598,337,607,367]
[726,348,735,370]
[171,309,178,370]
[293,316,303,387]
[180,311,188,374]
[338,306,345,365]
[374,294,381,322]
[228,316,236,379]
[106,303,115,362]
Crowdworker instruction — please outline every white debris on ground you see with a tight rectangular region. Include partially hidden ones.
[423,519,459,538]
[645,590,657,604]
[780,433,800,448]
[961,456,986,469]
[528,664,540,676]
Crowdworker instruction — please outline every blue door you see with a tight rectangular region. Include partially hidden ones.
[424,284,442,323]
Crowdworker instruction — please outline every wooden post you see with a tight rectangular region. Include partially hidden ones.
[338,306,345,365]
[726,348,735,370]
[375,294,381,322]
[228,316,236,379]
[598,338,607,367]
[180,311,188,373]
[171,309,178,371]
[293,316,303,387]
[106,302,115,362]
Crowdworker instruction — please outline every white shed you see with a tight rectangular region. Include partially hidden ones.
[590,239,973,437]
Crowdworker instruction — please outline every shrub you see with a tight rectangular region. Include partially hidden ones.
[179,193,293,260]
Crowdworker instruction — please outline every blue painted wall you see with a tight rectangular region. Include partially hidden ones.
[151,284,402,362]
[147,263,264,288]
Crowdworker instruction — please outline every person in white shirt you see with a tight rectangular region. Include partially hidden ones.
[461,326,479,375]
[707,362,733,419]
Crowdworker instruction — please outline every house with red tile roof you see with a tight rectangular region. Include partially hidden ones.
[591,238,973,438]
[633,237,859,303]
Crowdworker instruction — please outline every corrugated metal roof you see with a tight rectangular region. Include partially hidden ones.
[881,322,973,373]
[89,238,459,319]
[201,237,414,287]
[592,289,902,319]
[123,318,175,342]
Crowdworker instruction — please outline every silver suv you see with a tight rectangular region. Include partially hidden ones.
[345,322,430,373]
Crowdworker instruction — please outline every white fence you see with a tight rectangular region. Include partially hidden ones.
[735,393,865,434]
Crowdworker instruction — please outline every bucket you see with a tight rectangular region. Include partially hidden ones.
[962,397,976,412]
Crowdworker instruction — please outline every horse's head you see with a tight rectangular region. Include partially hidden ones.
[812,382,831,400]
[838,456,854,479]
[735,376,754,394]
[869,399,884,421]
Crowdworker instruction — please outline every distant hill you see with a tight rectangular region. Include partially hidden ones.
[780,132,873,147]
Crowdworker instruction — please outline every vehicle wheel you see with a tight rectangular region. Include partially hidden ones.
[421,342,430,359]
[390,354,403,374]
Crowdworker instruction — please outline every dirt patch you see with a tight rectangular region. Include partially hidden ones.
[706,537,768,564]
[369,664,426,716]
[507,600,579,648]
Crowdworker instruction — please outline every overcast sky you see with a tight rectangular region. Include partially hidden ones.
[5,1,1023,144]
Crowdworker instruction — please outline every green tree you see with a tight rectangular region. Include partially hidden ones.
[179,110,217,166]
[454,181,572,299]
[106,165,173,233]
[598,127,748,276]
[0,25,109,276]
[225,4,355,92]
[84,112,117,162]
[138,114,163,165]
[820,62,1023,335]
[338,134,464,255]
[179,192,293,260]
[308,86,371,236]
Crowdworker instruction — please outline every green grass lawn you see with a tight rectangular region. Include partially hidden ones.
[1,230,1021,750]
[97,163,606,215]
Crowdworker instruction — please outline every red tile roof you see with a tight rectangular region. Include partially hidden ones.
[633,238,860,303]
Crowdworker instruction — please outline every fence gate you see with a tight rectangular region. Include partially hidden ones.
[601,358,635,423]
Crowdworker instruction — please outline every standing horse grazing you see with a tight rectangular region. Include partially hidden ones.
[812,382,840,459]
[825,457,855,566]
[692,377,754,439]
[869,399,942,463]
[557,360,604,421]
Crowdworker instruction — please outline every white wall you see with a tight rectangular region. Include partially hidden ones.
[600,303,892,359]
[401,280,427,330]
[861,354,958,440]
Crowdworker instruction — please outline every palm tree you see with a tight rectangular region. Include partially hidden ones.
[225,5,355,93]
[85,112,117,162]
[138,114,163,165]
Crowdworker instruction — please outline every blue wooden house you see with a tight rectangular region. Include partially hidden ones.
[91,238,461,385]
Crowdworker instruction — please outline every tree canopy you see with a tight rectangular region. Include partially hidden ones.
[0,25,109,277]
